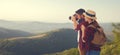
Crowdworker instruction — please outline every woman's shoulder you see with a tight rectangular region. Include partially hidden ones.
[92,20,101,28]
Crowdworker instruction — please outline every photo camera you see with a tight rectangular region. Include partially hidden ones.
[69,14,78,20]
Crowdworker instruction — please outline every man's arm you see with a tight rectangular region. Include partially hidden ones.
[81,25,86,43]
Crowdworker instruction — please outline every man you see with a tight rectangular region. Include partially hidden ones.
[71,8,86,55]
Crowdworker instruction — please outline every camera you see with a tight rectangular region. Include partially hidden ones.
[69,14,78,20]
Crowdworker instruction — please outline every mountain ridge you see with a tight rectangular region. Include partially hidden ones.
[0,20,113,34]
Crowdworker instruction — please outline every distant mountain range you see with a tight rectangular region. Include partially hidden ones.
[0,27,33,38]
[0,20,114,37]
[0,29,77,55]
[0,20,72,33]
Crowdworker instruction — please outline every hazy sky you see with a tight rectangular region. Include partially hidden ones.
[0,0,120,23]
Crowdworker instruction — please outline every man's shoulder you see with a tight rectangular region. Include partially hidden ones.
[78,18,85,23]
[80,21,88,27]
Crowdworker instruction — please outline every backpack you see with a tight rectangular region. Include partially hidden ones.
[88,25,107,47]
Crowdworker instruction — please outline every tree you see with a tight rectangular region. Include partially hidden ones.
[101,23,120,55]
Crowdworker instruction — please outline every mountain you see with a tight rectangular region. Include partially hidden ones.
[0,29,77,55]
[0,27,117,55]
[0,27,33,38]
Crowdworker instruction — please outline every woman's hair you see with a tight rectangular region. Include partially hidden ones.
[91,20,100,28]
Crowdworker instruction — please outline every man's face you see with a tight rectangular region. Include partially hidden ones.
[76,13,84,19]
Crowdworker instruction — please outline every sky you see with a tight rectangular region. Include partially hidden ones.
[0,0,120,23]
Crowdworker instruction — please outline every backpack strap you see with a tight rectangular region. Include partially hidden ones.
[88,24,106,38]
[88,25,98,32]
[88,25,97,29]
[88,25,102,32]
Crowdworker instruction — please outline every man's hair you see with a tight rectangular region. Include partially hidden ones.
[75,8,85,15]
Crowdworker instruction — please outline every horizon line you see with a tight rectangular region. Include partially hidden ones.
[0,19,119,24]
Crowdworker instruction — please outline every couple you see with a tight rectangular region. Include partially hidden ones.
[71,9,105,55]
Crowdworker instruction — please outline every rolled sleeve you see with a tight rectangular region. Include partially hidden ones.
[75,24,81,31]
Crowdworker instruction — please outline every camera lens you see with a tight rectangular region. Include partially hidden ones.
[69,16,78,20]
[69,16,71,20]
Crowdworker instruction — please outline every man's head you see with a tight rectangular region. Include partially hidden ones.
[75,8,85,19]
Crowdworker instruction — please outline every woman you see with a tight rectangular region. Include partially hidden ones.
[81,10,102,55]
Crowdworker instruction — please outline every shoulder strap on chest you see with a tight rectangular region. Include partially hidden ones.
[88,25,97,29]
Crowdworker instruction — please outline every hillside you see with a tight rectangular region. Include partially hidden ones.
[43,48,79,55]
[0,27,33,38]
[0,28,77,55]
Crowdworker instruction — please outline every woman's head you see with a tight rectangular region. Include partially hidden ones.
[83,10,97,23]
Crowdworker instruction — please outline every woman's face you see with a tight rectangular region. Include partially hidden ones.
[85,16,95,23]
[85,16,89,22]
